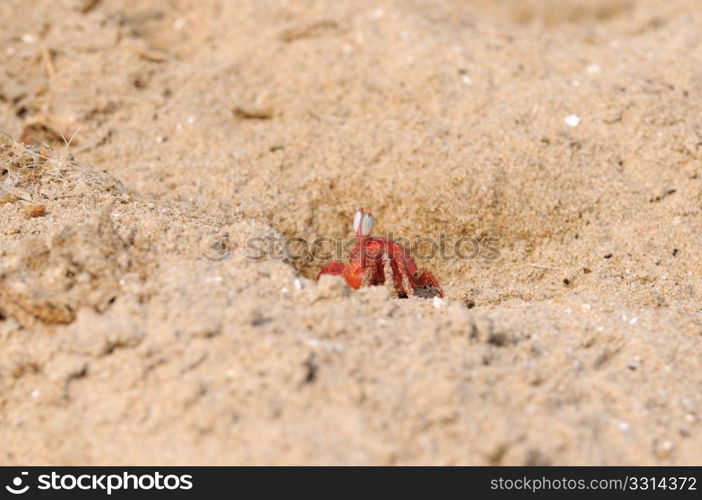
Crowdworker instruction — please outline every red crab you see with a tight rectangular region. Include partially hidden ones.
[317,208,444,298]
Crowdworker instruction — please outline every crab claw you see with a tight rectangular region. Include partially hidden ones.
[317,261,346,279]
[353,208,375,237]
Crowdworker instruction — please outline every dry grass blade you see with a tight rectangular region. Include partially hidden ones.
[0,133,126,203]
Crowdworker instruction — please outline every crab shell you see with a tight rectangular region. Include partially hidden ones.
[318,209,444,298]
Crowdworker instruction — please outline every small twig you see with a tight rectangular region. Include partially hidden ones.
[136,48,168,63]
[524,263,561,270]
[233,105,274,120]
[279,20,339,42]
[42,46,56,80]
[79,0,102,14]
[308,110,345,123]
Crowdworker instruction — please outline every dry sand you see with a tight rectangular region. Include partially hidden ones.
[1,0,701,464]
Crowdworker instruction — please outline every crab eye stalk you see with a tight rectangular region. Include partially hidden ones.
[352,208,374,237]
[360,212,375,236]
[353,209,364,235]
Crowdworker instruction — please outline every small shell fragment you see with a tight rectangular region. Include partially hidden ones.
[565,114,581,127]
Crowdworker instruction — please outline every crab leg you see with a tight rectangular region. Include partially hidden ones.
[415,270,444,298]
[387,251,416,298]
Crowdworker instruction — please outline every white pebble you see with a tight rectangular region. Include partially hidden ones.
[628,356,642,370]
[21,33,35,44]
[293,278,303,292]
[565,114,581,127]
[433,296,446,309]
[618,421,630,432]
[629,317,638,325]
[461,75,472,85]
[586,63,602,75]
[655,439,674,459]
